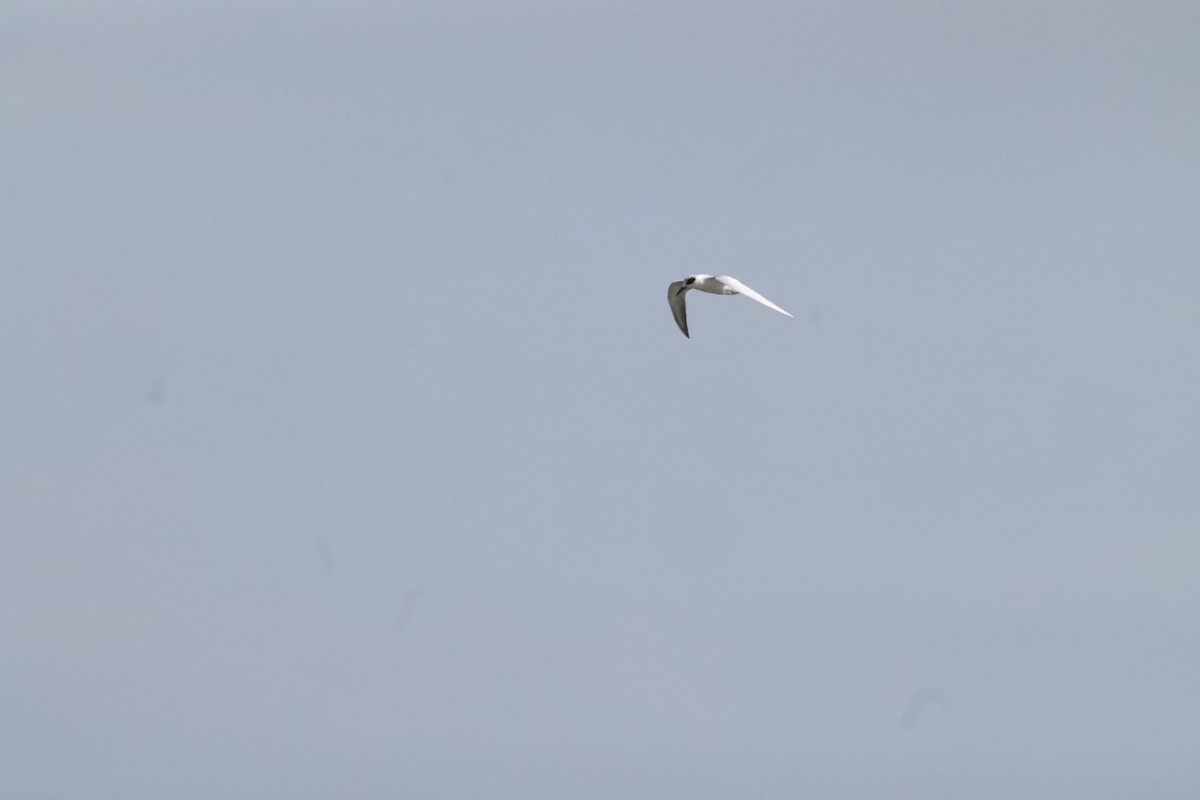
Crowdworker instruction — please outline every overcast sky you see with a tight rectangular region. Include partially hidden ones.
[2,1,1198,797]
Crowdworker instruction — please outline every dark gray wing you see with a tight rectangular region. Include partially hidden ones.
[667,281,690,337]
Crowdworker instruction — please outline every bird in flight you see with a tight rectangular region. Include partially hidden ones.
[667,274,793,337]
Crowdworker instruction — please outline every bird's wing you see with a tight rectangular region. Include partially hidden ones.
[715,275,794,317]
[667,281,690,337]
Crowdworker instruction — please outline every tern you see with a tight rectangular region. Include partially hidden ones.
[667,274,793,337]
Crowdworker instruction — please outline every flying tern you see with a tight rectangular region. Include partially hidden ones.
[667,274,793,337]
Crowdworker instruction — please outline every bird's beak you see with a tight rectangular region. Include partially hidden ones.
[675,286,687,296]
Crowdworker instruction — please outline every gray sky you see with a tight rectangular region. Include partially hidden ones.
[3,1,1198,797]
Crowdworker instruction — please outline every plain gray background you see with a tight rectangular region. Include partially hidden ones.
[2,1,1198,797]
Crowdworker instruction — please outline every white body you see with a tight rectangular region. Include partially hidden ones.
[667,274,793,337]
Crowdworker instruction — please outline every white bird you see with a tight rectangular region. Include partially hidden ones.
[667,274,793,337]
